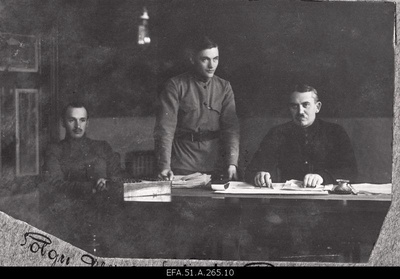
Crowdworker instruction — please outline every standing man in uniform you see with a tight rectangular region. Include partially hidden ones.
[154,35,240,181]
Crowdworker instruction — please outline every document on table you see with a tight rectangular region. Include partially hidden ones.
[171,172,212,188]
[124,180,172,202]
[212,180,329,195]
[211,180,392,196]
[350,183,392,195]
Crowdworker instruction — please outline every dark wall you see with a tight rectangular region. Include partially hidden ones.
[46,0,394,119]
[156,0,395,118]
[0,0,394,184]
[0,0,394,118]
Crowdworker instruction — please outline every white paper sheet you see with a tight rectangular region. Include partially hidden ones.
[124,194,171,202]
[172,173,212,188]
[212,180,329,195]
[211,180,392,196]
[351,183,392,194]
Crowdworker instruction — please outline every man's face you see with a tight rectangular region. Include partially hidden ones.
[289,91,321,128]
[191,47,219,80]
[62,107,89,139]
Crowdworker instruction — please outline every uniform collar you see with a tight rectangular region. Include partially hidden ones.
[190,70,213,85]
[63,134,90,146]
[292,118,321,135]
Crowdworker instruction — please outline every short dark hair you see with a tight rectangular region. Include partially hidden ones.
[61,101,89,120]
[187,35,218,56]
[292,84,319,102]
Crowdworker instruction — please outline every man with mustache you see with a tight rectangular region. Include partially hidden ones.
[154,35,240,182]
[41,102,126,204]
[245,84,358,188]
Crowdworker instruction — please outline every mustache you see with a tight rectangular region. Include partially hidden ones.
[72,128,83,133]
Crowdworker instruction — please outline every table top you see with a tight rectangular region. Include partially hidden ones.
[166,176,392,201]
[139,178,392,201]
[171,187,392,201]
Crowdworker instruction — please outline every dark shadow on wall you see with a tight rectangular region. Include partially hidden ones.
[35,0,394,119]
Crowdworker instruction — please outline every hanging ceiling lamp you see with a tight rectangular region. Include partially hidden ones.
[138,7,150,45]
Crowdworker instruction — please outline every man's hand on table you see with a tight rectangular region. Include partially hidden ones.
[254,171,273,188]
[92,178,109,194]
[227,165,238,181]
[303,174,323,188]
[158,169,174,181]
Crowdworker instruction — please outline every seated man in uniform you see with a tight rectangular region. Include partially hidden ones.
[40,101,127,206]
[244,84,358,188]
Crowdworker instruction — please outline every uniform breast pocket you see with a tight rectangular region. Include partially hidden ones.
[179,103,199,115]
[180,102,198,113]
[178,101,199,121]
[206,100,222,115]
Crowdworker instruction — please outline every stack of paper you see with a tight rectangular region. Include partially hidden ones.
[211,180,392,196]
[212,180,329,195]
[351,183,392,195]
[172,172,212,188]
[124,180,172,202]
[280,179,327,191]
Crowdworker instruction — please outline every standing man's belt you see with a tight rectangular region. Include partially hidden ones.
[175,131,221,142]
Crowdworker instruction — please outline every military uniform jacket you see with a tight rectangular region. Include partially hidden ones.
[244,118,358,184]
[154,72,240,174]
[41,136,125,198]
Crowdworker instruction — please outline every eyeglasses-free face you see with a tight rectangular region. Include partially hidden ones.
[289,90,321,128]
[191,47,219,80]
[63,107,89,139]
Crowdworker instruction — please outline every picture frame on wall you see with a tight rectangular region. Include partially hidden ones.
[15,88,40,176]
[0,32,39,73]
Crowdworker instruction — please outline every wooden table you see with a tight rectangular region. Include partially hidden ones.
[0,185,392,263]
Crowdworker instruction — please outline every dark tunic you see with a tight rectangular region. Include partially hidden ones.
[41,136,126,199]
[154,72,240,174]
[244,118,358,185]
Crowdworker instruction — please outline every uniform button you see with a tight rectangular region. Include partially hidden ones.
[305,161,308,164]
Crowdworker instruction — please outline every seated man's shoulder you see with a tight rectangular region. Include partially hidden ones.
[271,121,295,133]
[87,137,112,147]
[45,141,63,154]
[315,120,353,142]
[260,121,294,141]
[86,138,116,155]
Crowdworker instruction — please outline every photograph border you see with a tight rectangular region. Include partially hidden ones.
[0,0,398,267]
